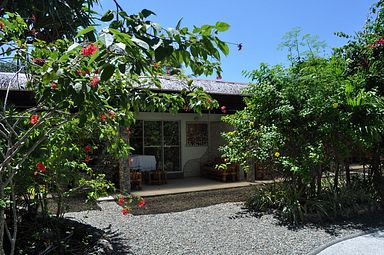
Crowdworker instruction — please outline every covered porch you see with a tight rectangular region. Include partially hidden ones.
[130,177,274,197]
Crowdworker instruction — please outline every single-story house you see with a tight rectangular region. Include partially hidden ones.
[0,72,251,190]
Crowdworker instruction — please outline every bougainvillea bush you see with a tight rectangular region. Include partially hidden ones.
[0,5,228,254]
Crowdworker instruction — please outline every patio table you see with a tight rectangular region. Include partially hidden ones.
[129,155,156,171]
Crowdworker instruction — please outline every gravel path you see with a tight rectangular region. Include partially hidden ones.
[65,201,381,255]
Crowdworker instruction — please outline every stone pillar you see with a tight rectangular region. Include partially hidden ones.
[118,126,131,193]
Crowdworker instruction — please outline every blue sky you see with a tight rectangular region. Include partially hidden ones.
[98,0,377,82]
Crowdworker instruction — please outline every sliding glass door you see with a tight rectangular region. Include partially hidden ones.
[130,120,181,172]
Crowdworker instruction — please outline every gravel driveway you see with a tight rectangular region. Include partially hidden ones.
[65,201,381,255]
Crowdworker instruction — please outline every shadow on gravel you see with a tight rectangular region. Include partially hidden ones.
[102,225,134,255]
[231,206,384,237]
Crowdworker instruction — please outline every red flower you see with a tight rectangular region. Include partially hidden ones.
[36,162,46,173]
[81,43,98,56]
[84,155,92,163]
[30,114,39,125]
[137,199,145,207]
[100,114,107,122]
[121,208,129,215]
[84,145,92,153]
[220,105,227,114]
[0,22,5,30]
[51,82,57,89]
[90,76,100,88]
[32,58,45,66]
[117,196,125,206]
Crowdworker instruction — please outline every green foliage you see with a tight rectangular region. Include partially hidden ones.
[0,6,230,253]
[247,178,379,224]
[225,23,384,224]
[0,0,99,42]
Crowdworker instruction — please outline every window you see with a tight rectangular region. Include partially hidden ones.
[130,120,181,172]
[186,123,208,147]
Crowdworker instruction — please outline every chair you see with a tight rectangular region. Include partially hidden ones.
[149,169,167,185]
[130,170,142,190]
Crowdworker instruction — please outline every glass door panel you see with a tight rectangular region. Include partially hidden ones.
[130,120,143,154]
[132,120,181,172]
[143,121,162,169]
[164,147,180,172]
[144,121,162,146]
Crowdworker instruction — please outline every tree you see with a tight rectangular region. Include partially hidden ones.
[0,7,229,254]
[220,28,384,223]
[0,0,98,42]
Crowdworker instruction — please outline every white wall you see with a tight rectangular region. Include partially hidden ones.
[135,112,223,177]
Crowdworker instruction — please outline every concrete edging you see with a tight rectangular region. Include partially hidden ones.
[307,230,377,255]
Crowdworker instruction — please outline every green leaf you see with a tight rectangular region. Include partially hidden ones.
[215,22,230,32]
[101,64,116,81]
[131,37,150,50]
[176,18,183,30]
[100,32,114,48]
[118,64,126,73]
[101,10,114,22]
[76,26,95,38]
[140,9,156,18]
[66,42,80,53]
[216,39,229,56]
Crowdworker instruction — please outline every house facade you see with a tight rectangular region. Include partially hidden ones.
[130,77,248,179]
[0,72,249,186]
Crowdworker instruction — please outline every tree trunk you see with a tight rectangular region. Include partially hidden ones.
[334,162,339,192]
[345,160,351,187]
[316,164,322,196]
[0,180,5,255]
[118,126,131,193]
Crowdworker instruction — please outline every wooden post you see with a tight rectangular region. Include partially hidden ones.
[119,126,131,193]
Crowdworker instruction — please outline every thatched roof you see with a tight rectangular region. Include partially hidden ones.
[0,72,248,95]
[0,72,28,90]
[151,77,248,95]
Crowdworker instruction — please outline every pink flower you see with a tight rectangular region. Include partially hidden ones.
[117,196,125,206]
[51,82,57,89]
[220,105,227,114]
[81,43,98,56]
[84,145,92,153]
[121,208,129,215]
[90,76,100,88]
[137,199,146,207]
[30,114,39,125]
[36,162,46,173]
[100,114,107,122]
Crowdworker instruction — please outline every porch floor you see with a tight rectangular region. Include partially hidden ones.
[130,177,274,197]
